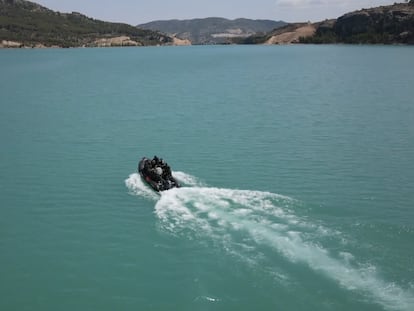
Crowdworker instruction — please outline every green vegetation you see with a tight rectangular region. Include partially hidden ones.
[300,3,414,44]
[2,0,413,47]
[236,2,414,45]
[0,0,172,47]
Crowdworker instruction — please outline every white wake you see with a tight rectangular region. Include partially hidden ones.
[125,171,414,311]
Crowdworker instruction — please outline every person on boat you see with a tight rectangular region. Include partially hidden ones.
[149,167,161,182]
[143,160,152,174]
[162,163,172,179]
[159,159,165,168]
[162,179,169,189]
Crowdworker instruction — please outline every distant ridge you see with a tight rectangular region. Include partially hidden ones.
[2,0,413,47]
[138,17,287,45]
[0,0,173,47]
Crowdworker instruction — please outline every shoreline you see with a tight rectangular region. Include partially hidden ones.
[0,36,191,49]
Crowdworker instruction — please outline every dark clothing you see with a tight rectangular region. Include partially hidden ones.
[149,168,160,181]
[162,165,172,179]
[146,157,172,182]
[143,161,151,174]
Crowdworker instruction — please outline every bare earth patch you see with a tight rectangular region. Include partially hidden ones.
[0,40,23,48]
[94,36,141,47]
[265,24,316,44]
[172,37,192,46]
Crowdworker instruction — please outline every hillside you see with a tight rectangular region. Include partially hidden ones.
[3,1,412,47]
[301,2,414,44]
[234,23,316,44]
[236,2,414,45]
[138,17,286,45]
[0,0,173,47]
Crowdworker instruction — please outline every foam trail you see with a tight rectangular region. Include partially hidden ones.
[125,171,201,200]
[124,173,158,200]
[172,171,204,187]
[125,172,414,310]
[154,186,414,311]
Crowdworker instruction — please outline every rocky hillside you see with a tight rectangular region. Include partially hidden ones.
[0,0,173,47]
[301,2,414,44]
[138,18,286,45]
[236,2,414,45]
[234,23,317,44]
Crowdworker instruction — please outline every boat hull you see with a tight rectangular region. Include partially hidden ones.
[138,157,180,192]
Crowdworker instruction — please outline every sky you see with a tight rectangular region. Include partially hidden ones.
[34,0,399,25]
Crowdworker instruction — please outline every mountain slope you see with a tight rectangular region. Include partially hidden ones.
[301,2,414,44]
[233,22,317,44]
[138,17,286,44]
[236,2,414,45]
[0,0,172,47]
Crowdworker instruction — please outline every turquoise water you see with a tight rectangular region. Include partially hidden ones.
[1,45,413,310]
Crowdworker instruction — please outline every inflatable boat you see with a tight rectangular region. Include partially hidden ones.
[138,156,180,192]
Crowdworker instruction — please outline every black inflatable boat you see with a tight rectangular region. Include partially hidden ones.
[138,156,180,192]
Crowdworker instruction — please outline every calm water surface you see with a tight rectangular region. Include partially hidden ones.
[0,45,413,310]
